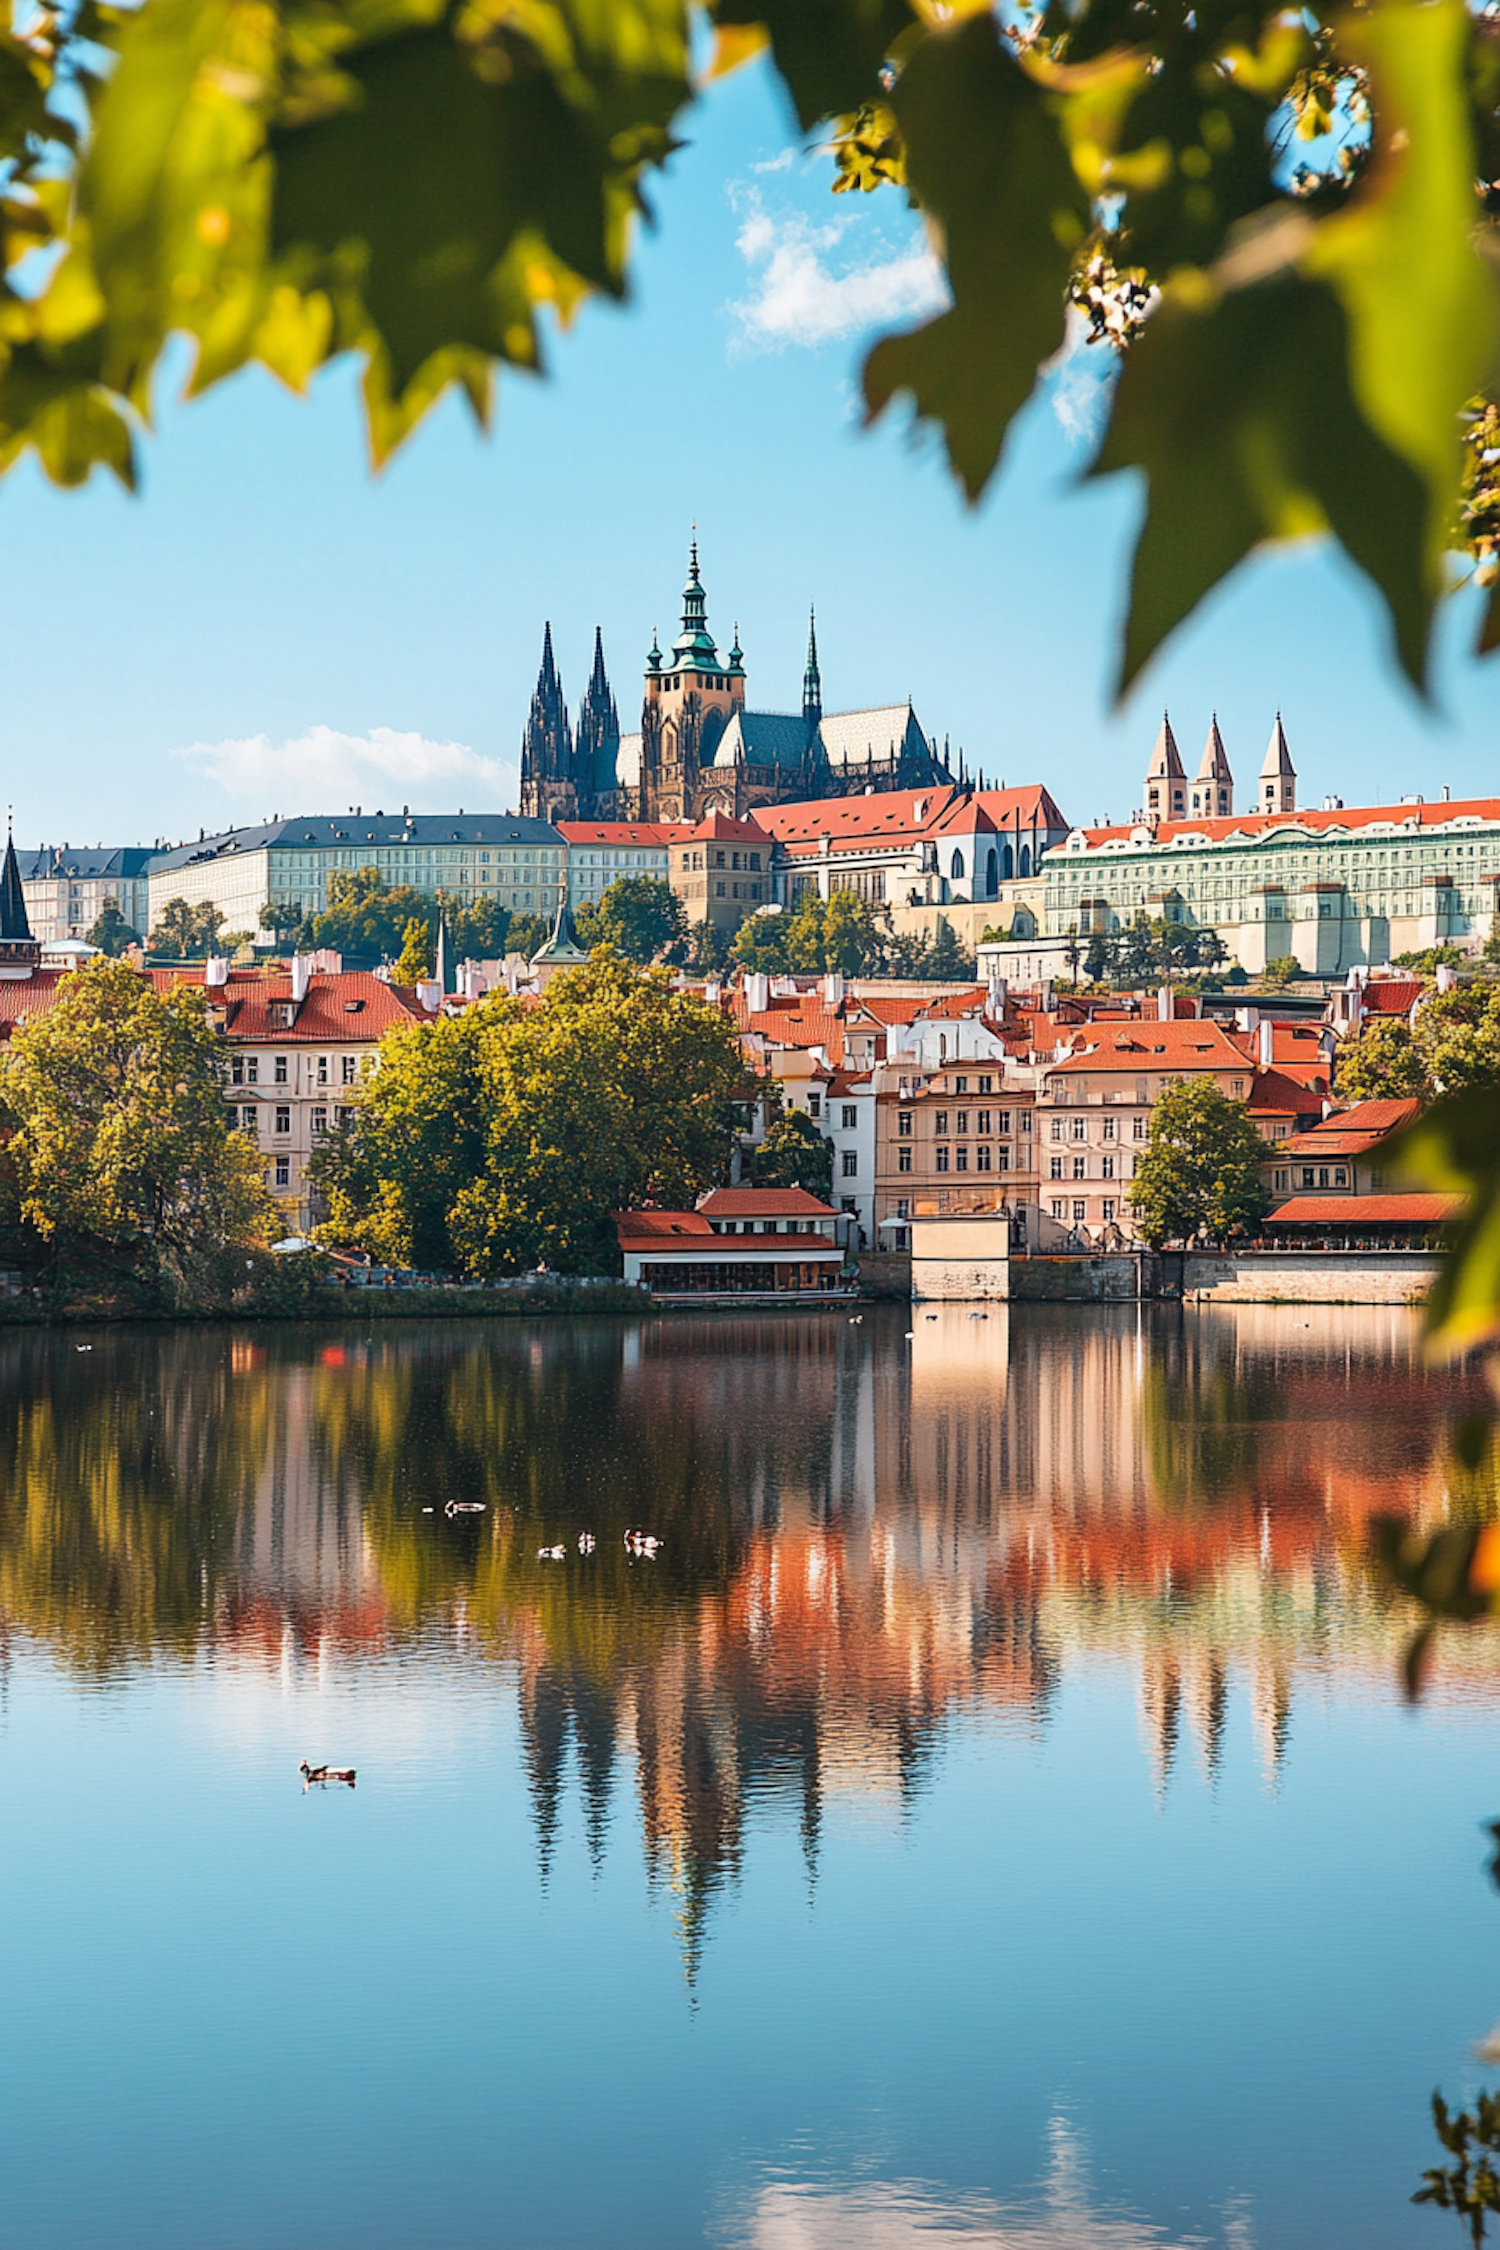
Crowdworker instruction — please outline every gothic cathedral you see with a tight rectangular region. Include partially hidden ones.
[519,547,952,825]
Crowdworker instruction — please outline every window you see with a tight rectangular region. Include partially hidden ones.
[1102,1200,1116,1223]
[1318,1166,1330,1188]
[1302,1167,1316,1188]
[997,1111,1011,1135]
[274,1157,290,1189]
[1020,1113,1032,1135]
[275,1106,291,1134]
[231,1056,244,1086]
[312,1107,328,1137]
[842,1105,857,1129]
[1102,1155,1114,1180]
[1275,1169,1289,1191]
[1051,1199,1066,1219]
[935,1147,950,1172]
[1072,1156,1086,1180]
[841,1148,858,1177]
[1050,1117,1063,1142]
[896,1197,911,1220]
[317,1057,329,1086]
[978,1075,993,1095]
[1073,1201,1087,1223]
[342,1055,357,1085]
[954,1076,968,1094]
[898,1147,912,1173]
[955,1111,969,1136]
[898,1111,913,1137]
[977,1110,991,1136]
[997,1148,1010,1171]
[1334,1166,1347,1187]
[240,1106,258,1135]
[976,1145,992,1172]
[1133,1118,1146,1141]
[1103,1117,1116,1140]
[808,1093,821,1119]
[245,1057,258,1085]
[1050,1156,1064,1180]
[934,1111,949,1135]
[274,1055,288,1085]
[955,1147,968,1171]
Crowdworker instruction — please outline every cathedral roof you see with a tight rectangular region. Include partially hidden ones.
[709,711,810,771]
[816,704,930,771]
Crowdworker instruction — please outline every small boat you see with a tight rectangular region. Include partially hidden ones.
[445,1500,486,1517]
[300,1760,356,1789]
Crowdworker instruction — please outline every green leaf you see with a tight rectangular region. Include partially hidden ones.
[271,13,685,389]
[1094,271,1430,694]
[1388,1085,1500,1353]
[863,12,1087,501]
[709,0,914,134]
[0,338,137,489]
[1481,575,1500,659]
[1302,0,1500,682]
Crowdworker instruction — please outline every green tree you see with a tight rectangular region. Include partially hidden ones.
[1261,956,1303,990]
[683,920,732,974]
[821,891,883,974]
[583,874,687,963]
[447,895,513,960]
[732,910,793,976]
[315,948,747,1274]
[0,957,276,1285]
[1414,986,1500,1096]
[1336,1019,1428,1104]
[1127,1078,1269,1248]
[259,899,305,942]
[754,1109,834,1202]
[393,917,435,983]
[926,916,975,982]
[1083,931,1117,985]
[148,897,225,960]
[1394,944,1468,973]
[86,901,141,956]
[296,867,432,962]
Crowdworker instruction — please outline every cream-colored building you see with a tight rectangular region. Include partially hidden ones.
[146,813,569,939]
[21,845,157,944]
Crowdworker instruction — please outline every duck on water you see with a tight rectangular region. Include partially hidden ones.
[300,1760,356,1790]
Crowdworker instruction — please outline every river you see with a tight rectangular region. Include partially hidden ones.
[1,1304,1495,2249]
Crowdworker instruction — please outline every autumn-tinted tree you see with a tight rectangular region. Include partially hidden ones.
[316,949,747,1273]
[1127,1078,1268,1248]
[1261,956,1303,990]
[393,917,434,983]
[754,1109,833,1202]
[0,958,276,1286]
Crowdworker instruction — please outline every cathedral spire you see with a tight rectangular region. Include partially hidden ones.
[577,627,621,803]
[802,606,822,735]
[519,620,574,818]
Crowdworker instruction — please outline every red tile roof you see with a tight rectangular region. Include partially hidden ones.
[152,966,419,1041]
[1247,1067,1324,1116]
[554,821,688,846]
[1359,979,1424,1015]
[612,1209,714,1242]
[1275,1098,1421,1157]
[1076,796,1500,848]
[1265,1194,1459,1225]
[1051,1021,1250,1072]
[698,1187,838,1218]
[682,811,774,843]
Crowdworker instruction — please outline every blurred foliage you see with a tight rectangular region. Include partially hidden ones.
[0,0,1494,690]
[1417,2090,1500,2243]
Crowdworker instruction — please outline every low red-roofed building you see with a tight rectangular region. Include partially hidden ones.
[1261,1096,1421,1207]
[1264,1192,1457,1242]
[614,1187,847,1298]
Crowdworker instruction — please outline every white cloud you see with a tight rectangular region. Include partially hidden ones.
[1044,308,1126,450]
[751,146,797,175]
[173,725,517,816]
[728,189,948,355]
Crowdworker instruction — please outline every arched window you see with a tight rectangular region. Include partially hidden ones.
[950,849,964,879]
[985,848,998,895]
[1001,845,1014,880]
[1019,845,1031,877]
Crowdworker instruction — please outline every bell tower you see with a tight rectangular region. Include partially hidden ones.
[641,543,740,821]
[1259,713,1296,815]
[1142,712,1186,823]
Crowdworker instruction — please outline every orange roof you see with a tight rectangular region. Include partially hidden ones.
[1277,1098,1420,1156]
[1247,1067,1323,1116]
[1359,979,1423,1015]
[1265,1194,1458,1224]
[682,810,774,843]
[1076,795,1500,847]
[1052,1020,1250,1072]
[0,969,68,1026]
[972,785,1071,832]
[698,1187,838,1218]
[152,966,419,1042]
[612,1209,714,1242]
[756,783,1063,855]
[553,821,688,845]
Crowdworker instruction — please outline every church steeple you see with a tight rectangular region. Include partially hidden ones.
[0,818,38,978]
[1191,715,1233,819]
[802,606,822,736]
[1259,712,1296,814]
[670,541,720,673]
[519,622,574,820]
[1143,711,1186,823]
[577,627,621,801]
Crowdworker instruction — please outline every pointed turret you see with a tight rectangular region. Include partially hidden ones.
[802,606,822,737]
[1259,712,1296,814]
[577,626,621,805]
[519,622,574,819]
[1191,714,1234,819]
[670,540,719,672]
[0,823,38,979]
[1143,712,1186,822]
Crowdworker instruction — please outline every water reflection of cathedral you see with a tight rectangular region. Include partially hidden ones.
[3,1310,1489,1968]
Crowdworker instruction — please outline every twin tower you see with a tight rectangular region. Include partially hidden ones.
[1140,712,1297,825]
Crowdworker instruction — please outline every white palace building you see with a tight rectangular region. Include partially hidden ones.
[981,715,1500,984]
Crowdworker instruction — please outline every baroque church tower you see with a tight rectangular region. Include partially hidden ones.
[1142,712,1186,823]
[638,544,745,823]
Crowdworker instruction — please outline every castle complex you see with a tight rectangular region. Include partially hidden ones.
[519,546,954,826]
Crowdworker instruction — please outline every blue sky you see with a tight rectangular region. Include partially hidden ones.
[1,51,1494,849]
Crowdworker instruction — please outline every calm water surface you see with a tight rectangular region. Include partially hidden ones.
[3,1304,1498,2249]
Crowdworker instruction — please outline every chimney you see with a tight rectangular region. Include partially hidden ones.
[746,971,770,1013]
[462,962,484,1000]
[1235,1006,1259,1034]
[204,954,230,989]
[1258,1018,1274,1070]
[823,971,845,1006]
[704,979,722,1007]
[290,954,312,1004]
[1436,961,1457,993]
[416,978,441,1013]
[1157,986,1172,1021]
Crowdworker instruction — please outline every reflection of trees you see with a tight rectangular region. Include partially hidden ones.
[3,1305,1495,1970]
